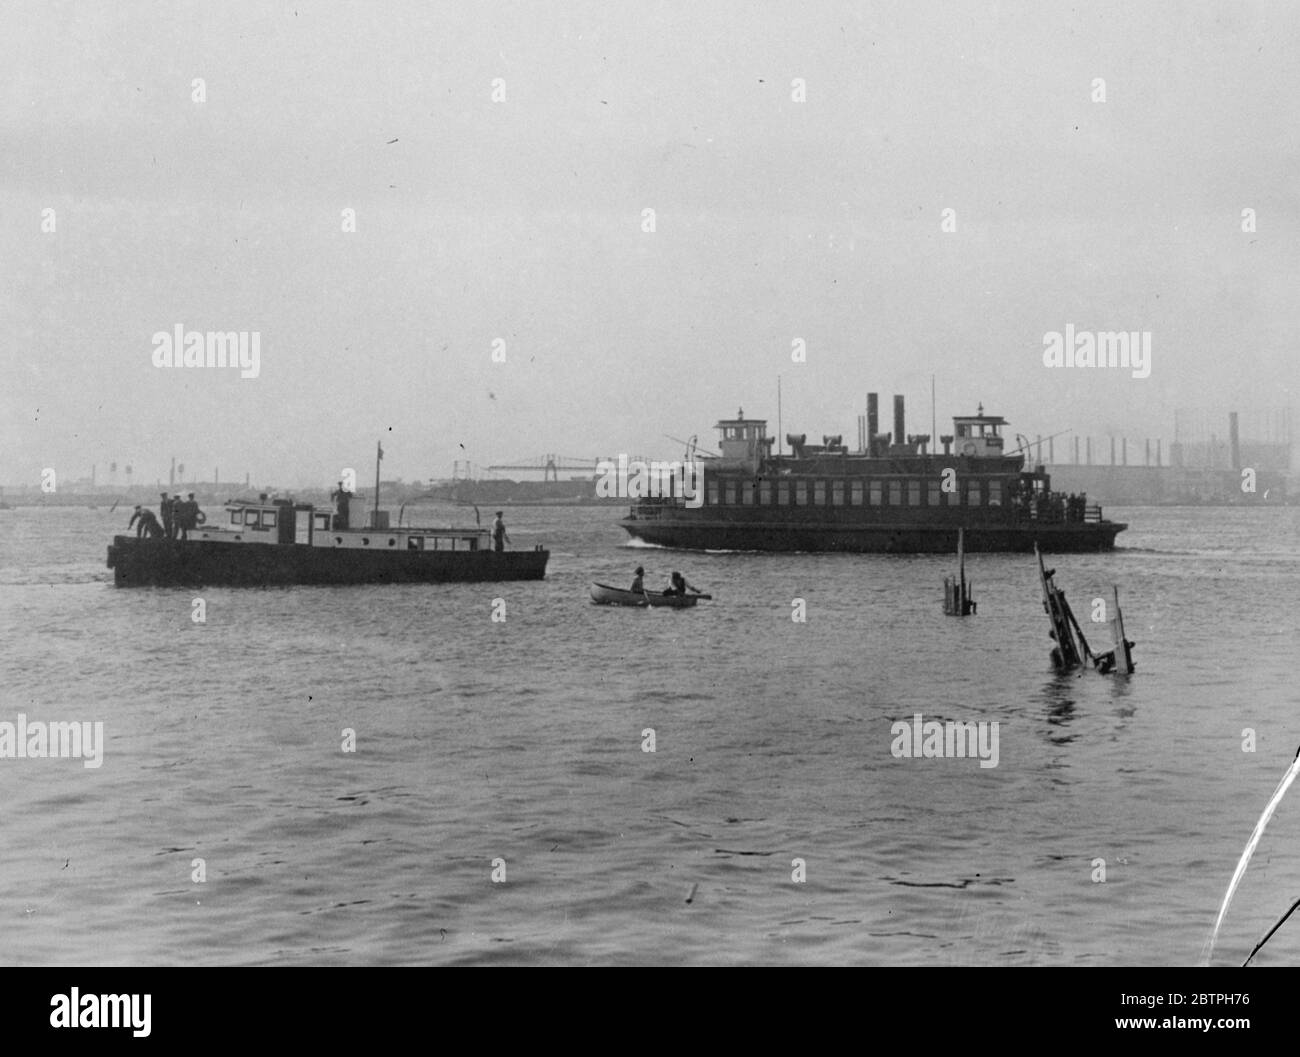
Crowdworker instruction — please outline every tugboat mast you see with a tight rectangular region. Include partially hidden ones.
[373,440,383,528]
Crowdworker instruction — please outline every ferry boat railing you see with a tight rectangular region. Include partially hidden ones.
[1014,494,1104,525]
[625,490,1108,524]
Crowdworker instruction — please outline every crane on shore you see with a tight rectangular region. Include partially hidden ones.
[486,455,602,482]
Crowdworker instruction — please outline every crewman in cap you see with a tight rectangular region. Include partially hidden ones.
[129,505,164,539]
[159,492,175,539]
[175,491,204,540]
[491,511,510,553]
[630,565,645,593]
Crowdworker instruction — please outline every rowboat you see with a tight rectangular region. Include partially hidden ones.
[590,582,701,607]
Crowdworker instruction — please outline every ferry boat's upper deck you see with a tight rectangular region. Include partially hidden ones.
[627,399,1109,528]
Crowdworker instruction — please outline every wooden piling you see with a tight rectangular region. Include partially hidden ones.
[944,527,976,615]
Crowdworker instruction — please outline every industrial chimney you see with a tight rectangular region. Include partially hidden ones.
[867,394,878,446]
[893,395,905,445]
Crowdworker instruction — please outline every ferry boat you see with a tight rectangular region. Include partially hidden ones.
[620,396,1127,553]
[107,492,548,587]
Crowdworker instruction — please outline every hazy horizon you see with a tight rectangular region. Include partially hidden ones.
[4,1,1296,489]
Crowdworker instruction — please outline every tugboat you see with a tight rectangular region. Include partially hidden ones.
[620,396,1126,553]
[107,454,548,587]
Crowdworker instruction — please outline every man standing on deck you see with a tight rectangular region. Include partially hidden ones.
[491,511,510,552]
[331,482,352,530]
[176,492,202,540]
[173,494,187,540]
[159,493,174,539]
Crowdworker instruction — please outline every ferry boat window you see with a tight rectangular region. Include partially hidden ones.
[361,537,370,545]
[965,480,982,505]
[759,481,771,504]
[851,481,863,505]
[888,481,902,505]
[408,537,423,550]
[229,510,243,526]
[722,481,733,505]
[813,481,826,504]
[869,481,882,505]
[946,484,959,505]
[777,481,789,505]
[741,482,754,505]
[794,481,807,505]
[908,481,921,505]
[388,538,396,547]
[707,481,719,506]
[831,481,844,505]
[314,514,330,531]
[989,481,1003,506]
[926,480,938,504]
[262,510,277,528]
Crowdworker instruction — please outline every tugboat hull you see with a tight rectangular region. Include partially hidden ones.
[107,536,549,587]
[620,519,1125,553]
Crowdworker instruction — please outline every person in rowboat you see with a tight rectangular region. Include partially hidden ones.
[664,571,698,597]
[630,566,645,593]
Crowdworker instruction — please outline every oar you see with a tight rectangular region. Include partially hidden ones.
[688,586,713,600]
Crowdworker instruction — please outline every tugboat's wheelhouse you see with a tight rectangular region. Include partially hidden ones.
[194,496,491,551]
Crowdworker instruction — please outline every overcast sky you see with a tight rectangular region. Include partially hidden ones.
[3,0,1296,487]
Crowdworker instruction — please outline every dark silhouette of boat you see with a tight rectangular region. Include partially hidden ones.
[621,398,1126,553]
[108,492,547,587]
[589,582,704,607]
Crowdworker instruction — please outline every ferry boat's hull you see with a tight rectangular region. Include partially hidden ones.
[619,518,1125,553]
[106,536,549,587]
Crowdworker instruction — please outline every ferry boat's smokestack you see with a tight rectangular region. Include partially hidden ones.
[867,393,879,445]
[894,395,905,445]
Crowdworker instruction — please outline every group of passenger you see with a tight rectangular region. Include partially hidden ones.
[630,565,699,598]
[128,492,205,540]
[1010,483,1088,524]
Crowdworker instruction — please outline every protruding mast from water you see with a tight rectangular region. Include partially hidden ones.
[944,527,976,615]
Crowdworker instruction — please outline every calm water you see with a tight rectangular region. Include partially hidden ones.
[2,503,1299,965]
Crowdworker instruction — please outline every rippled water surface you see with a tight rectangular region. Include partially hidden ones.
[2,504,1299,965]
